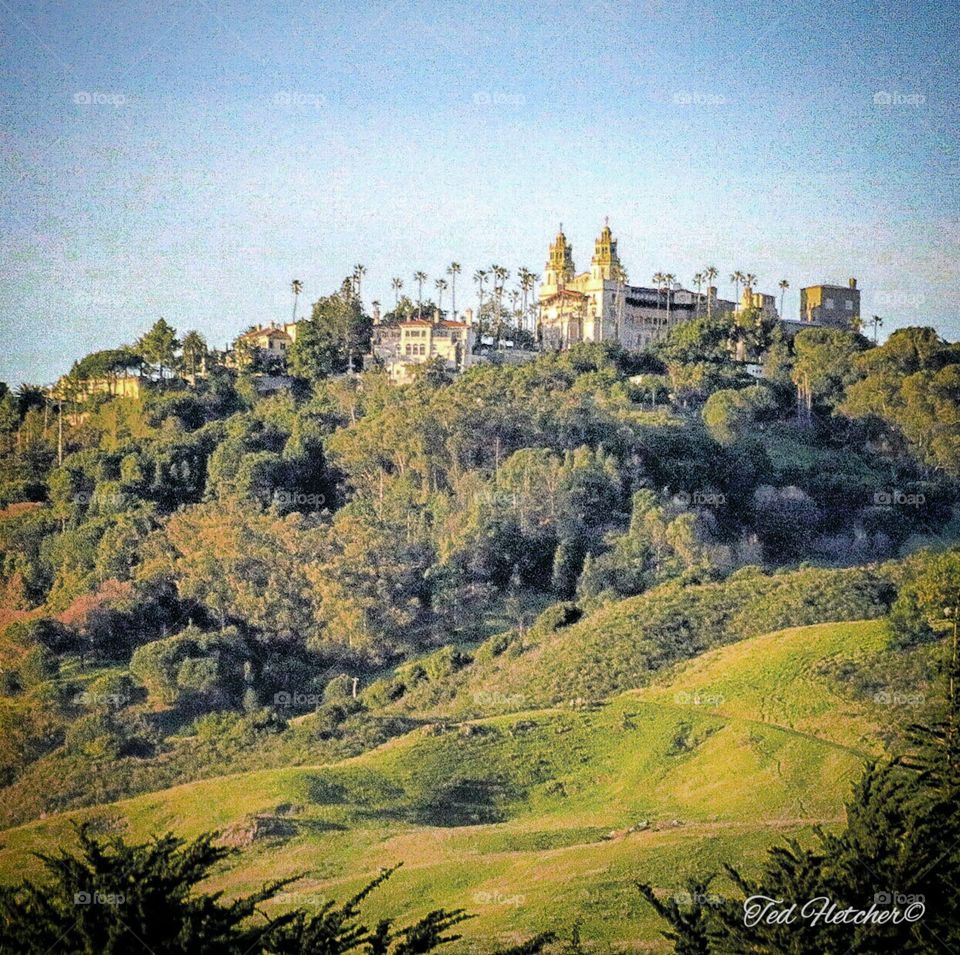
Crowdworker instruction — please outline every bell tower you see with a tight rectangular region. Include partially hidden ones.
[544,225,575,287]
[591,218,621,281]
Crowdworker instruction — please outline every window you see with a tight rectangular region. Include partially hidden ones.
[845,300,854,311]
[405,345,412,355]
[825,298,835,309]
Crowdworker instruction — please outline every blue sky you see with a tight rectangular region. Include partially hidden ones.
[1,0,958,384]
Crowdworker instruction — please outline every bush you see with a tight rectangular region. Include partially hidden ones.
[422,645,471,683]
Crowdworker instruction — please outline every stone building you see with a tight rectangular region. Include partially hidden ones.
[372,318,475,384]
[799,280,860,329]
[537,224,735,350]
[226,323,296,369]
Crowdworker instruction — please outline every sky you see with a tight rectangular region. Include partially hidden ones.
[1,0,958,385]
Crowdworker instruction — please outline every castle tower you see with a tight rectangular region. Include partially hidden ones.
[544,226,575,287]
[591,219,622,281]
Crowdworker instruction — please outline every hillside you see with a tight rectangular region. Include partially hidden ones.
[0,617,936,952]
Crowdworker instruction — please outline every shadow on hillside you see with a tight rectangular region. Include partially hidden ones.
[409,777,519,827]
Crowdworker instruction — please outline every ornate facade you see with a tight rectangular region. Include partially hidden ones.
[537,224,733,350]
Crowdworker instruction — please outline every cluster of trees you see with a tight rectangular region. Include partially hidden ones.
[0,826,554,955]
[0,307,957,826]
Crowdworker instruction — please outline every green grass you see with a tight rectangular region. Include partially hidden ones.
[0,617,930,951]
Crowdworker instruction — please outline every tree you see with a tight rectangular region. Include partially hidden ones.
[729,270,744,307]
[291,278,303,321]
[353,264,366,304]
[636,878,713,955]
[909,550,960,729]
[642,625,960,954]
[446,262,461,320]
[288,287,372,381]
[391,277,404,308]
[840,328,960,475]
[663,273,676,327]
[792,326,865,420]
[413,271,427,319]
[703,266,718,318]
[136,318,180,384]
[434,277,448,315]
[652,271,666,324]
[0,825,537,955]
[491,265,509,336]
[473,270,488,331]
[702,385,777,445]
[692,272,704,315]
[777,278,789,318]
[180,331,207,381]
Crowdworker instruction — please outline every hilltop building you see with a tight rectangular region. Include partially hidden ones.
[799,280,860,329]
[537,224,736,350]
[371,317,475,384]
[737,288,779,320]
[226,323,298,369]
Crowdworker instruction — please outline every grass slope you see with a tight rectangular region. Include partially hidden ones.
[0,618,918,952]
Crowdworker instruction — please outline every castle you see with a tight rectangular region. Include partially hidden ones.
[537,223,736,350]
[538,223,861,350]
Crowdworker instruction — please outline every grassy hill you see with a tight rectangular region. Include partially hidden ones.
[0,617,935,952]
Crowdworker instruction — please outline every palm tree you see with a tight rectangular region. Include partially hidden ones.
[730,270,745,307]
[434,277,448,315]
[508,288,521,329]
[353,264,366,303]
[473,269,488,329]
[663,273,676,326]
[447,262,461,320]
[517,268,531,331]
[391,276,404,308]
[869,314,884,342]
[413,271,427,319]
[743,273,758,308]
[692,272,704,315]
[290,279,303,322]
[652,272,666,324]
[778,278,790,319]
[704,266,718,317]
[526,271,540,332]
[181,330,208,382]
[492,265,509,335]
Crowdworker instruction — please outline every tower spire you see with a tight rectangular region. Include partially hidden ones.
[592,220,620,279]
[546,227,575,285]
